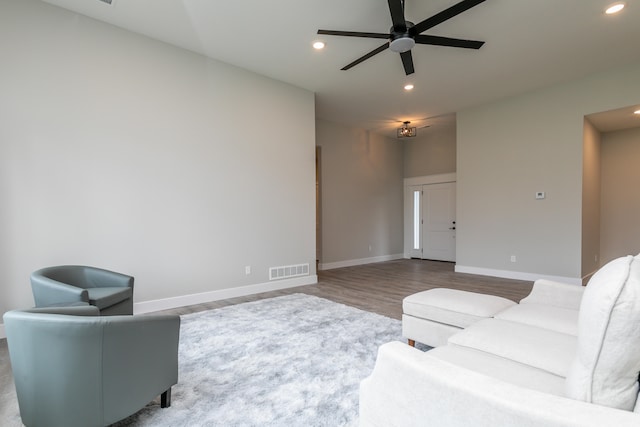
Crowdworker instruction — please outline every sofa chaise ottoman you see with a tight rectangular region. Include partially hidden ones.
[402,288,517,347]
[360,254,640,426]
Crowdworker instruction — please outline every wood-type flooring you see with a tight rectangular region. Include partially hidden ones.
[154,258,533,319]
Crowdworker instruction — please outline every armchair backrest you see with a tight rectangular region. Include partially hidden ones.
[3,307,179,427]
[33,265,134,289]
[30,265,134,309]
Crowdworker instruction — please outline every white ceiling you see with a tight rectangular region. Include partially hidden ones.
[40,0,640,136]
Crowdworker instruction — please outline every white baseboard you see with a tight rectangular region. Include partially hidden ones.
[454,265,582,286]
[0,276,319,337]
[319,254,404,271]
[134,275,318,315]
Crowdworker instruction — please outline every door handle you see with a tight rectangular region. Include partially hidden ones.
[449,227,456,230]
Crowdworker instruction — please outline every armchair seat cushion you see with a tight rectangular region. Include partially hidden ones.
[87,287,133,310]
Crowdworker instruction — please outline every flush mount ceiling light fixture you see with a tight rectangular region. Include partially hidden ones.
[313,41,325,50]
[404,84,414,91]
[605,2,625,14]
[397,121,417,138]
[634,109,640,115]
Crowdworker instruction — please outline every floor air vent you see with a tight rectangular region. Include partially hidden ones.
[269,263,309,281]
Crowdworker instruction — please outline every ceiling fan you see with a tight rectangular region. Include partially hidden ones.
[317,0,486,75]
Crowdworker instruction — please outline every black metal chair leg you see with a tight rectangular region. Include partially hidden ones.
[161,387,172,408]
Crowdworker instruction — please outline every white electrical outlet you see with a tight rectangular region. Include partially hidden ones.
[510,255,517,263]
[245,266,251,275]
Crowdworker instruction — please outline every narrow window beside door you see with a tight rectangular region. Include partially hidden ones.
[413,190,421,250]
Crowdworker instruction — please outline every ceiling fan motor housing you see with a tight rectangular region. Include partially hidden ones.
[389,22,416,53]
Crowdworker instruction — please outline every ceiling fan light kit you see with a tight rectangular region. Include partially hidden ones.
[389,23,416,53]
[318,0,486,75]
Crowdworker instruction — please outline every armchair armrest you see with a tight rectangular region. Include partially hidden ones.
[22,305,100,316]
[30,276,89,306]
[360,342,640,427]
[101,314,180,423]
[519,279,584,310]
[85,267,134,289]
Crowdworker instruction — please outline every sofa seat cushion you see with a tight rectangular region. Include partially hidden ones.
[447,318,576,378]
[494,303,579,336]
[429,344,566,396]
[87,287,132,310]
[565,254,640,411]
[403,289,516,329]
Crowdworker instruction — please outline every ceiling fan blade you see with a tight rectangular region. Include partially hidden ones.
[414,34,484,49]
[388,0,406,31]
[318,29,389,39]
[341,43,390,71]
[412,0,486,35]
[400,50,415,75]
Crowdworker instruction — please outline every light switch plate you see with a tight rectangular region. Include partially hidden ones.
[536,191,545,199]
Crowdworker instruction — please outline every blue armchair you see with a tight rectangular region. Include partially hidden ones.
[30,265,134,315]
[3,305,180,427]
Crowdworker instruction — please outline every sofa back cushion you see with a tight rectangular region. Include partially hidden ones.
[565,254,640,410]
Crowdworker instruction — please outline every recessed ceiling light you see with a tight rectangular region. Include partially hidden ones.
[404,84,414,91]
[605,2,625,14]
[313,41,325,50]
[634,109,640,115]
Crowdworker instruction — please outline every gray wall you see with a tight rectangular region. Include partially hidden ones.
[316,119,404,267]
[403,121,457,178]
[0,0,316,320]
[600,126,640,264]
[457,60,640,281]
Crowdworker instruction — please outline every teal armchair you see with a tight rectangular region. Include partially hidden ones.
[3,306,180,427]
[31,265,134,315]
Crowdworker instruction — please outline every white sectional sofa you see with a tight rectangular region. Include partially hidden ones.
[360,254,640,426]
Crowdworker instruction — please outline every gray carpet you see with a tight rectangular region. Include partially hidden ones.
[111,294,404,426]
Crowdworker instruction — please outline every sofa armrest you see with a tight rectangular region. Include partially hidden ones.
[360,342,640,427]
[519,279,584,310]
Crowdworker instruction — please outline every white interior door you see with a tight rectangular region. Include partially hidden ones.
[422,182,456,261]
[405,182,456,261]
